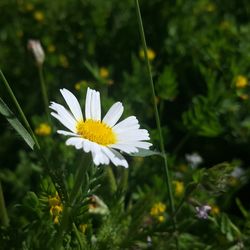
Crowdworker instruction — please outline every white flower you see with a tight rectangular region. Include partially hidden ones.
[185,152,203,169]
[27,39,45,66]
[50,88,152,168]
[195,205,211,219]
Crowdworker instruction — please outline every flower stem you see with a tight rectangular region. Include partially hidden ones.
[134,0,179,248]
[73,223,84,250]
[38,66,50,119]
[0,181,9,227]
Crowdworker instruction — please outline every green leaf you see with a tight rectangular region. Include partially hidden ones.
[129,148,161,157]
[182,95,223,137]
[156,66,178,101]
[0,97,35,150]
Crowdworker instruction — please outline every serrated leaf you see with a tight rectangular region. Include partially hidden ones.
[129,148,161,157]
[156,66,178,101]
[0,97,35,150]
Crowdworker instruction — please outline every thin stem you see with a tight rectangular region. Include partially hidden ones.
[134,0,178,248]
[38,66,50,119]
[73,223,84,250]
[0,69,69,207]
[0,181,9,226]
[0,69,40,149]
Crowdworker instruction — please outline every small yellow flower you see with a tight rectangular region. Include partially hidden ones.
[173,181,184,197]
[48,194,61,207]
[25,3,34,11]
[50,205,63,216]
[157,215,165,222]
[211,205,220,215]
[49,193,63,224]
[79,224,88,233]
[33,11,45,22]
[139,48,156,61]
[59,55,69,68]
[235,75,248,89]
[75,83,81,91]
[150,202,166,216]
[74,80,88,91]
[35,123,51,136]
[99,67,109,79]
[205,3,216,12]
[54,216,59,224]
[47,44,56,53]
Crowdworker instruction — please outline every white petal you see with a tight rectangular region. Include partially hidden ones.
[89,143,110,166]
[85,87,92,120]
[91,90,101,121]
[121,141,152,149]
[102,102,124,127]
[91,143,101,165]
[83,139,91,153]
[102,147,128,168]
[113,124,140,134]
[60,89,83,121]
[50,104,76,133]
[110,144,138,154]
[112,116,138,131]
[66,137,84,149]
[117,129,150,142]
[57,130,78,136]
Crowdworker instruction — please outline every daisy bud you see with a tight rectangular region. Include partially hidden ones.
[27,39,45,66]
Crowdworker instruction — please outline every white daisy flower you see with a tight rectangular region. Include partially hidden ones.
[50,88,152,168]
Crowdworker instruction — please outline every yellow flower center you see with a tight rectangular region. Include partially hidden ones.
[76,119,116,145]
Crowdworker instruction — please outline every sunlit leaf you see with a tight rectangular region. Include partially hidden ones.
[0,97,35,150]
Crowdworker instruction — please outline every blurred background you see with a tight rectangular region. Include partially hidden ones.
[1,0,250,244]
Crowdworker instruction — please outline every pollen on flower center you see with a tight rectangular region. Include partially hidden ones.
[76,119,116,145]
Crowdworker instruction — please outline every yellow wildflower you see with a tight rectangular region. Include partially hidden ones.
[150,202,166,223]
[49,193,63,224]
[211,205,220,215]
[75,82,81,91]
[74,80,88,91]
[205,3,216,12]
[54,216,59,224]
[99,67,109,79]
[79,224,88,233]
[25,3,34,11]
[235,75,248,89]
[173,181,184,197]
[59,55,69,68]
[47,44,56,53]
[158,215,165,222]
[139,48,156,61]
[150,202,166,216]
[35,123,51,136]
[33,11,45,22]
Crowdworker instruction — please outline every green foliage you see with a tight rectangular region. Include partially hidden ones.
[1,0,250,249]
[156,66,178,101]
[0,97,35,149]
